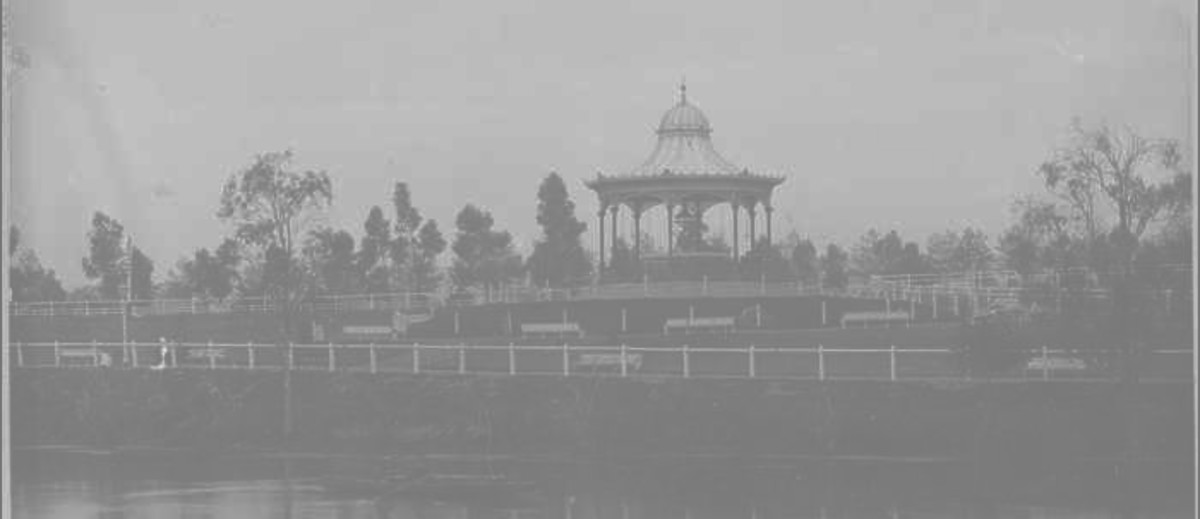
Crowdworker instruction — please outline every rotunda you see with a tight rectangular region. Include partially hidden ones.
[585,84,786,280]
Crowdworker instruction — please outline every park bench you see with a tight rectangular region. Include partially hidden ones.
[341,325,396,341]
[575,352,643,372]
[185,347,227,361]
[59,348,112,367]
[840,311,910,328]
[663,317,735,335]
[520,322,583,339]
[1026,356,1086,371]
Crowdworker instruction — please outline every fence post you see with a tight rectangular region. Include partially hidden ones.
[756,304,762,328]
[760,273,766,295]
[682,344,690,378]
[818,344,824,381]
[92,340,99,367]
[702,275,708,295]
[908,300,914,327]
[55,341,61,367]
[248,343,255,370]
[562,343,570,377]
[933,294,939,320]
[890,345,896,381]
[329,343,336,372]
[209,340,217,370]
[621,307,628,333]
[16,343,23,368]
[749,344,756,378]
[1042,345,1049,381]
[130,341,138,368]
[821,300,827,326]
[459,344,466,375]
[413,343,421,374]
[621,344,628,378]
[369,344,377,374]
[509,342,516,376]
[288,343,294,371]
[454,310,461,335]
[885,297,891,315]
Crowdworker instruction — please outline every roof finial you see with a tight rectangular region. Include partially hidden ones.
[679,77,687,103]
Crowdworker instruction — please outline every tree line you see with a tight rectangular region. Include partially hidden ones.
[8,155,591,303]
[6,119,1192,303]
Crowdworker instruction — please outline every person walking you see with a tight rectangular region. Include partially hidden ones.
[155,337,169,370]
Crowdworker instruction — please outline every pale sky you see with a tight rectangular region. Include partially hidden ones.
[6,0,1195,287]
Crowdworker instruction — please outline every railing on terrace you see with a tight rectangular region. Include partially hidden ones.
[455,280,1113,306]
[9,341,1192,383]
[9,292,443,318]
[872,265,1194,291]
[871,271,1022,290]
[8,280,1121,318]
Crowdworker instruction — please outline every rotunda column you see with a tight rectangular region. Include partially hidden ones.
[747,200,757,251]
[765,205,774,246]
[609,204,619,265]
[632,202,644,262]
[730,196,740,262]
[666,200,676,256]
[597,205,607,272]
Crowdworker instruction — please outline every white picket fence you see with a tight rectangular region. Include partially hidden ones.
[9,341,1193,383]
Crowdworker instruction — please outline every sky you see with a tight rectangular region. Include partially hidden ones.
[5,0,1195,287]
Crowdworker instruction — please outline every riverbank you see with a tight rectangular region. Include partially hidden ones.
[11,446,1195,518]
[10,368,1193,462]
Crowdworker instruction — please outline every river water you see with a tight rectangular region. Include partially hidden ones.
[9,449,1194,518]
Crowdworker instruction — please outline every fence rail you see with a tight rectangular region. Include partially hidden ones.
[9,341,1192,383]
[8,280,1123,318]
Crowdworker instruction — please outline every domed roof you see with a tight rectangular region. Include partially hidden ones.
[657,85,711,136]
[623,84,738,177]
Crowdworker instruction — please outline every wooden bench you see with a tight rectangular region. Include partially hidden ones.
[520,322,583,339]
[575,353,643,372]
[840,311,911,328]
[663,317,735,335]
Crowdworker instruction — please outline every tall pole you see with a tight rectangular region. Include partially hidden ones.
[123,235,132,347]
[409,227,417,293]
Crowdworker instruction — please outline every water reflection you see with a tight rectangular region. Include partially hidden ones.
[10,450,1194,518]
